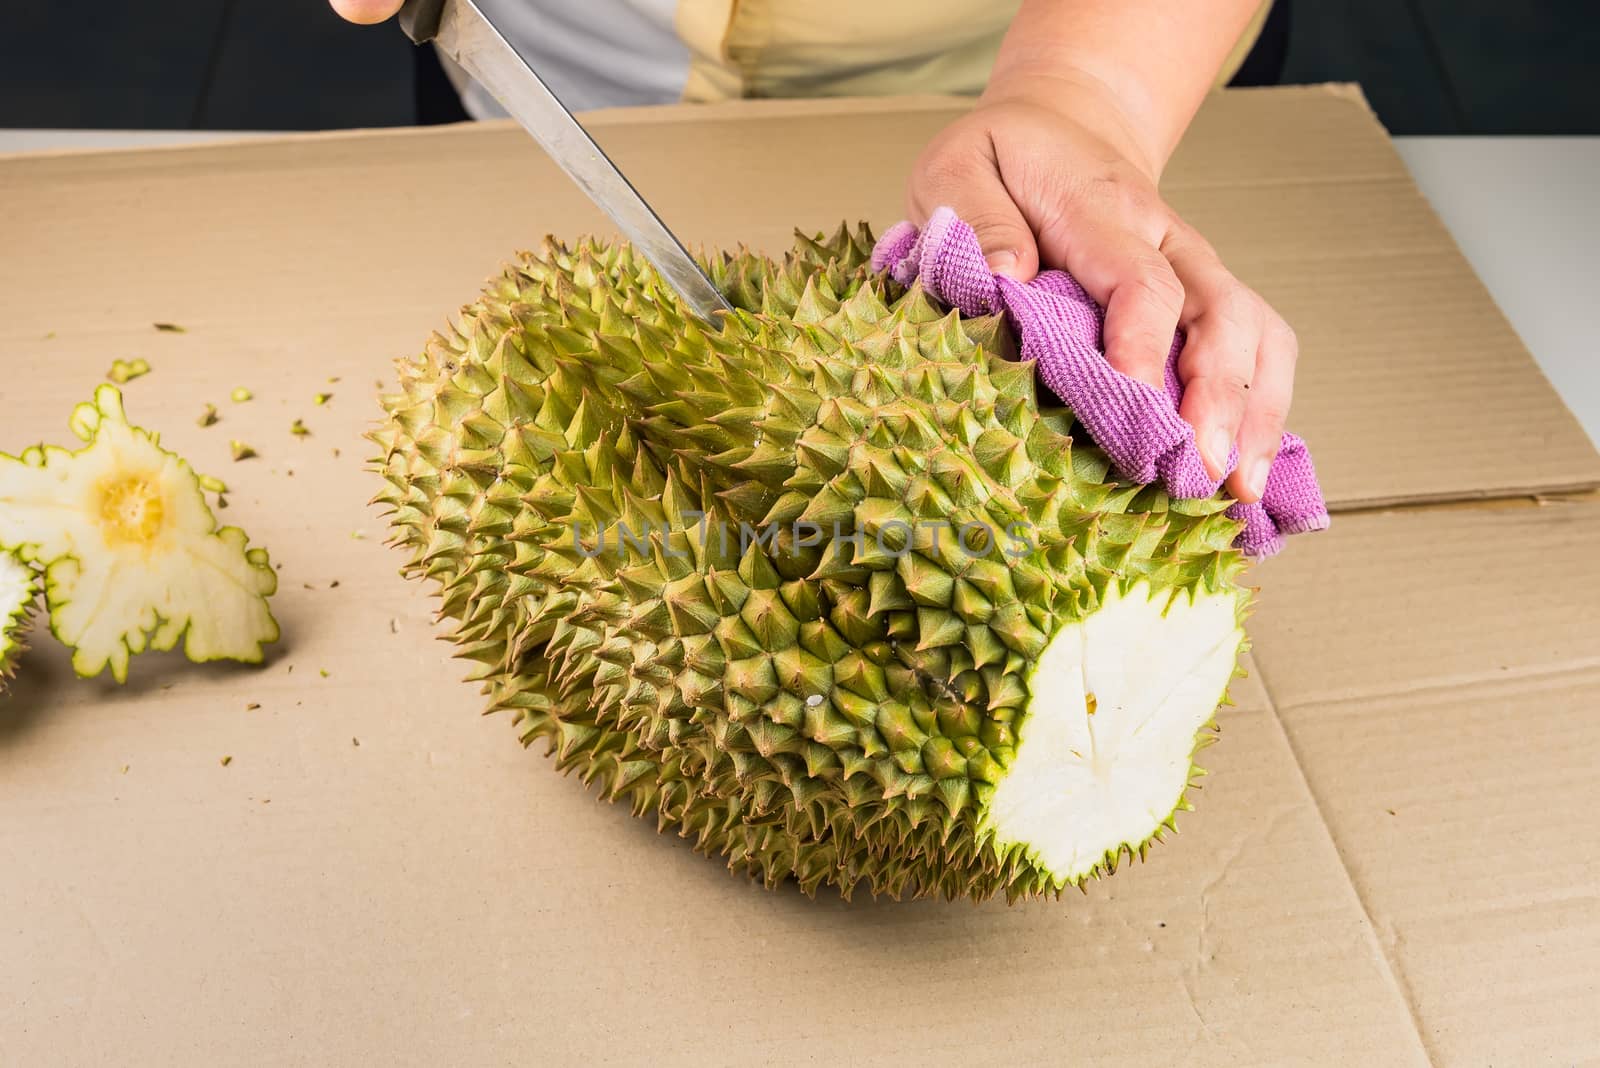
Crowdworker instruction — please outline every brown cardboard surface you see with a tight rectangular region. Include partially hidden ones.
[1247,501,1600,1065]
[0,637,1424,1063]
[2,87,1598,1064]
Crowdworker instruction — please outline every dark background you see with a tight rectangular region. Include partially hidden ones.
[2,0,1595,134]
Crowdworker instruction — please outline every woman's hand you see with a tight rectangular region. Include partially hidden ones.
[907,71,1296,504]
[328,0,404,23]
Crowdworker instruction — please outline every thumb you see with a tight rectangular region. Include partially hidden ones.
[909,154,1039,281]
[948,183,1039,281]
[329,0,405,24]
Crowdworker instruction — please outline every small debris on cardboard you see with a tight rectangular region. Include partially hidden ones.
[230,440,257,462]
[290,419,310,437]
[153,322,186,333]
[230,387,253,403]
[220,755,233,767]
[107,358,150,384]
[197,404,219,427]
[314,392,333,406]
[245,702,261,711]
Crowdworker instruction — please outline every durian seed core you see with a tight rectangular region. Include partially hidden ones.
[96,474,164,546]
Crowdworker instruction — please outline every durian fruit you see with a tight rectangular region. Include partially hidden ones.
[0,385,280,683]
[374,225,1249,902]
[0,550,38,689]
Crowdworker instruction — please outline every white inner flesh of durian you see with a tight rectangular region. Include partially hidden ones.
[981,581,1243,885]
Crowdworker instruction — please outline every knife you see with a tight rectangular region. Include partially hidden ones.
[396,0,733,321]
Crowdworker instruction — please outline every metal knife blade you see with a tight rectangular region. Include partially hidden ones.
[397,0,733,321]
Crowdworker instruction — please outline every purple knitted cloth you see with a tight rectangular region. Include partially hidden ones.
[871,208,1329,557]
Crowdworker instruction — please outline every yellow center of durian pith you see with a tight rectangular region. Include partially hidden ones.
[96,474,165,546]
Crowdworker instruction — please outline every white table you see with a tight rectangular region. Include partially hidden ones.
[3,129,1595,446]
[1392,138,1598,448]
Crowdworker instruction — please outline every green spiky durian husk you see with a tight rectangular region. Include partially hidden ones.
[373,224,1250,903]
[0,550,38,690]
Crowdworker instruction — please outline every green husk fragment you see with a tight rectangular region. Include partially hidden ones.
[0,550,38,689]
[107,358,150,384]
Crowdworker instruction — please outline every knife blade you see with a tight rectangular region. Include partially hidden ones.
[397,0,733,321]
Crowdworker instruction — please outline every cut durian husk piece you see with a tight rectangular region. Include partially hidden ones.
[374,224,1252,902]
[0,385,279,683]
[0,550,37,689]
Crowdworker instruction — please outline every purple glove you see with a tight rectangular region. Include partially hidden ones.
[871,207,1329,558]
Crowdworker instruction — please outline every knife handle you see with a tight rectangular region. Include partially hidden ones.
[397,0,445,43]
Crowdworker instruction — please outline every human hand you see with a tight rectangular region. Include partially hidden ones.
[328,0,404,23]
[906,73,1297,504]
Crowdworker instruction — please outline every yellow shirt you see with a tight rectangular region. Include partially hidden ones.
[677,0,1273,102]
[446,1,1274,117]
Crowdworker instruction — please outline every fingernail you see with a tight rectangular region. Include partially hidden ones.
[1204,429,1231,478]
[1244,456,1270,499]
[985,251,1018,277]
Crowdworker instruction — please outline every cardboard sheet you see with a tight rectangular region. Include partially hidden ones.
[2,86,1597,1064]
[1248,500,1600,1066]
[0,640,1425,1063]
